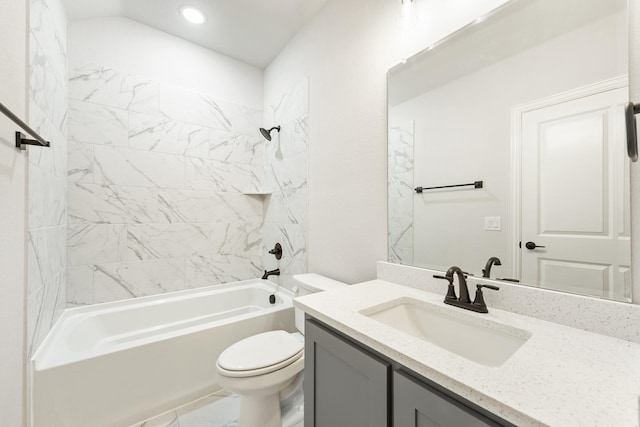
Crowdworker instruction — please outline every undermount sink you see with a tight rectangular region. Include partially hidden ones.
[360,297,531,367]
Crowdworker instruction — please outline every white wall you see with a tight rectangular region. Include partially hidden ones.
[0,0,27,424]
[264,0,508,283]
[68,17,263,109]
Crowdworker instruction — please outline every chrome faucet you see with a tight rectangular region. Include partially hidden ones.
[261,268,280,280]
[434,266,499,313]
[482,257,502,279]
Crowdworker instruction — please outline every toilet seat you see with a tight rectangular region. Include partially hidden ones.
[217,330,304,378]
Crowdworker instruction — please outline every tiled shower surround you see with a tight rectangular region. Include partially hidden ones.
[388,121,414,266]
[67,59,309,304]
[262,78,309,291]
[27,0,68,356]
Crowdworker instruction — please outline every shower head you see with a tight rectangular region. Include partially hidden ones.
[259,126,281,141]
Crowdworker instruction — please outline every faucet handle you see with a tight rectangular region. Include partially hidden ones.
[478,284,499,291]
[433,274,457,301]
[472,284,499,313]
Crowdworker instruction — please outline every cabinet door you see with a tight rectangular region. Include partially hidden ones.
[305,319,390,427]
[394,371,503,427]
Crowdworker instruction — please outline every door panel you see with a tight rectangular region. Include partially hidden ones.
[538,112,605,234]
[539,259,609,297]
[520,87,629,299]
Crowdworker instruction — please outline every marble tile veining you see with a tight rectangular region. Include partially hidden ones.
[158,190,263,224]
[388,121,414,266]
[28,226,66,293]
[94,145,186,189]
[30,0,67,84]
[209,129,263,166]
[28,99,67,178]
[127,224,210,261]
[29,165,67,229]
[68,140,94,183]
[67,224,127,266]
[210,222,262,255]
[68,183,158,224]
[186,253,262,288]
[67,266,94,306]
[68,100,128,146]
[94,258,186,304]
[268,77,309,127]
[159,84,232,129]
[69,62,160,115]
[27,0,68,360]
[186,157,263,193]
[129,111,209,158]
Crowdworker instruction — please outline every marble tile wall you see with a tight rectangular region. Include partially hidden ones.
[388,121,414,265]
[262,78,309,290]
[67,59,266,305]
[27,0,68,358]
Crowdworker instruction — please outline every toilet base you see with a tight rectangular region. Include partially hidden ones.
[239,394,281,427]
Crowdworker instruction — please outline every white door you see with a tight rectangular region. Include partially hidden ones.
[520,87,631,300]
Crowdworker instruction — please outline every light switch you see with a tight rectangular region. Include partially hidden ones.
[485,217,501,231]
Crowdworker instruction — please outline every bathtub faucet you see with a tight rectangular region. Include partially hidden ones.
[261,268,280,280]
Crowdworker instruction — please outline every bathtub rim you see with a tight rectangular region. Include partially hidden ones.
[32,279,294,370]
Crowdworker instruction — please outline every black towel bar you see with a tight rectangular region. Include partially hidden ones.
[0,102,50,150]
[415,181,483,193]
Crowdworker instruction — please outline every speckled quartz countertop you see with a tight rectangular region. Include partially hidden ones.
[294,280,640,427]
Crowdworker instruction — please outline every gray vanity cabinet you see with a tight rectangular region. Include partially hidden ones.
[393,370,502,427]
[304,319,390,427]
[305,318,514,427]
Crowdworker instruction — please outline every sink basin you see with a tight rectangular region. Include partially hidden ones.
[361,297,531,367]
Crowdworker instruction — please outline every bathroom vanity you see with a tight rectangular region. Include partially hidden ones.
[294,270,640,427]
[305,318,512,427]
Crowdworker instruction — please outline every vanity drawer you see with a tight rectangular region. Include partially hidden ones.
[304,319,390,427]
[393,370,504,427]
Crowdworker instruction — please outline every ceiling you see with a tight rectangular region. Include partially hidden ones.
[61,0,329,69]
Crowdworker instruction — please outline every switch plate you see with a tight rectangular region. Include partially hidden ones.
[485,217,501,231]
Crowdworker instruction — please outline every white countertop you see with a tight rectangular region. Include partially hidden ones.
[294,280,640,426]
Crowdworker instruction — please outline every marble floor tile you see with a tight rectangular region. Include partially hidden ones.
[134,379,304,427]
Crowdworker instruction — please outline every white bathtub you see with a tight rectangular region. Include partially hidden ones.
[31,279,295,427]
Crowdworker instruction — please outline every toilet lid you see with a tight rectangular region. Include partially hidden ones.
[218,330,304,372]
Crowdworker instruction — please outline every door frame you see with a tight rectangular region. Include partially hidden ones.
[510,75,629,279]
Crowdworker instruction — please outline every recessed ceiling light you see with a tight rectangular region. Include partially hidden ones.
[180,6,206,25]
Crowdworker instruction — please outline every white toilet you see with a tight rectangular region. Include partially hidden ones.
[215,274,347,427]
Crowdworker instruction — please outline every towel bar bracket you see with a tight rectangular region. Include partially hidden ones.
[15,132,50,150]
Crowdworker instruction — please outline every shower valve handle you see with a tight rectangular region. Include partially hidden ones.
[268,243,282,260]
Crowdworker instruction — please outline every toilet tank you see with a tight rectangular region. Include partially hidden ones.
[293,274,348,333]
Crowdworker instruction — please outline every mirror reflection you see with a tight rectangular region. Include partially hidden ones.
[387,0,631,302]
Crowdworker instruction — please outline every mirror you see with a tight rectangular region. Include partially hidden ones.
[387,0,631,302]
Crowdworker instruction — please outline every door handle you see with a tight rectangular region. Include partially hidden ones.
[524,241,545,250]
